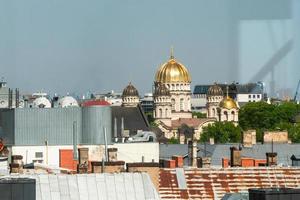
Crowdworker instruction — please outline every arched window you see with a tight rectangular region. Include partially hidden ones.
[171,99,175,111]
[165,108,168,118]
[224,111,228,121]
[159,108,163,118]
[212,108,216,117]
[231,111,235,121]
[180,98,184,111]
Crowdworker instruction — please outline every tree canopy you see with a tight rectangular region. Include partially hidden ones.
[239,101,300,142]
[200,122,242,143]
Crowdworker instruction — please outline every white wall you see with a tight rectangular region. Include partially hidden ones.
[113,143,159,163]
[10,142,159,168]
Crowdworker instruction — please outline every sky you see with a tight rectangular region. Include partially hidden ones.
[0,0,299,97]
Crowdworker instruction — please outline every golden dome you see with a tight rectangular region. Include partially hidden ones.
[155,50,191,83]
[219,96,238,110]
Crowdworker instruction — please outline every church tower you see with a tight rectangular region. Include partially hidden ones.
[122,82,140,107]
[218,86,239,123]
[206,83,223,120]
[154,48,192,120]
[153,83,172,126]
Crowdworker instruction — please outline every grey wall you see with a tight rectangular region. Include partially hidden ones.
[0,106,112,146]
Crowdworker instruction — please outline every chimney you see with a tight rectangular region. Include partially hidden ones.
[230,147,242,167]
[114,117,118,142]
[15,88,19,108]
[108,148,118,162]
[266,153,277,166]
[77,148,89,173]
[243,130,256,148]
[121,117,125,142]
[8,88,12,108]
[209,137,215,145]
[197,157,211,168]
[188,139,197,167]
[10,155,23,173]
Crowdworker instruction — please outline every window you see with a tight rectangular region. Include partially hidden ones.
[248,95,251,98]
[212,108,216,117]
[35,152,43,158]
[171,99,175,110]
[165,108,168,117]
[159,109,163,118]
[224,111,228,121]
[231,111,235,121]
[253,95,255,98]
[180,98,184,111]
[257,94,260,98]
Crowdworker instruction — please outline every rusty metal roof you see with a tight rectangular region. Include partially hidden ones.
[159,167,300,200]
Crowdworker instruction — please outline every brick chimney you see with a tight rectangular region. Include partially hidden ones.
[10,155,23,174]
[197,157,211,168]
[108,148,118,162]
[230,147,242,167]
[266,153,277,166]
[243,130,256,147]
[77,148,89,173]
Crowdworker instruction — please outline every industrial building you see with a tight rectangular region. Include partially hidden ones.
[0,106,159,169]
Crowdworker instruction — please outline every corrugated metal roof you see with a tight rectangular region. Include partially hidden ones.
[3,173,160,200]
[159,167,300,200]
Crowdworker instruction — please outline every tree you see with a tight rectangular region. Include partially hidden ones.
[192,112,206,119]
[168,137,180,144]
[239,102,278,130]
[200,122,242,143]
[239,101,300,143]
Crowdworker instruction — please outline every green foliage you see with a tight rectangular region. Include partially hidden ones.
[192,112,206,119]
[200,122,242,143]
[168,137,179,144]
[239,101,300,143]
[274,122,300,143]
[145,112,155,123]
[150,121,158,127]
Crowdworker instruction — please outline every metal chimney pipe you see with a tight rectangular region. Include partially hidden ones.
[8,88,12,108]
[114,117,118,142]
[191,139,197,167]
[73,121,78,160]
[121,117,124,138]
[104,127,108,161]
[15,88,19,108]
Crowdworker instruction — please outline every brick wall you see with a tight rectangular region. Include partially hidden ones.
[241,158,255,167]
[264,131,288,143]
[91,161,125,173]
[127,163,160,190]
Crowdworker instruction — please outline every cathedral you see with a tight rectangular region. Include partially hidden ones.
[121,49,239,143]
[206,83,239,124]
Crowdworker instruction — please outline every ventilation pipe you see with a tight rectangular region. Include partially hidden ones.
[15,88,19,108]
[114,117,118,142]
[73,121,78,160]
[121,117,125,143]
